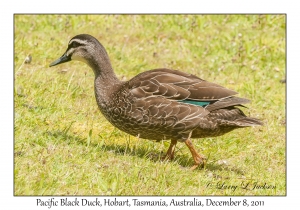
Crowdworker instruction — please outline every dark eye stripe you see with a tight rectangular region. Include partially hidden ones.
[71,41,83,48]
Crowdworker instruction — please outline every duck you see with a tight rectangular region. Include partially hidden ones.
[50,34,263,170]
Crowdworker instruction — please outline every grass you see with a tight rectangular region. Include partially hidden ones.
[14,14,286,195]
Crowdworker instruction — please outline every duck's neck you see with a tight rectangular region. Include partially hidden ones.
[94,69,121,100]
[87,48,119,81]
[81,43,123,110]
[89,52,122,109]
[93,62,120,89]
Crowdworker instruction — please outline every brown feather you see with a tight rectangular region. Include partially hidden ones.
[129,68,237,102]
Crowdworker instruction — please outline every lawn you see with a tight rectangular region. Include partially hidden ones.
[14,14,285,195]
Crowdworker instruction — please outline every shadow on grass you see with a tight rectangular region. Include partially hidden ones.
[45,130,245,175]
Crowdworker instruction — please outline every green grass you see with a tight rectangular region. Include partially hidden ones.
[14,14,285,195]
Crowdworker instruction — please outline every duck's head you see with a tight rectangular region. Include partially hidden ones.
[49,34,109,69]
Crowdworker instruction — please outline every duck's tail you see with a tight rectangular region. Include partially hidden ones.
[233,117,264,127]
[206,96,250,112]
[211,107,263,127]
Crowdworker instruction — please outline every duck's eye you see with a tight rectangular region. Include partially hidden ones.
[71,41,80,48]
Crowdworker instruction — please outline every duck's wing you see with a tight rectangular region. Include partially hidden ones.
[128,68,240,104]
[125,68,252,138]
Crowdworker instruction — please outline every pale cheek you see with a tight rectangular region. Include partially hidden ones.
[71,54,88,64]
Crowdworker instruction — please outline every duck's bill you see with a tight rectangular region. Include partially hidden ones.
[49,53,71,67]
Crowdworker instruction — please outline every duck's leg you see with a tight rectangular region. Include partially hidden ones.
[163,139,177,161]
[185,139,206,170]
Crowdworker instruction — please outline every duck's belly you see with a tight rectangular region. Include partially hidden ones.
[104,105,242,141]
[98,104,189,141]
[103,111,179,141]
[96,93,222,142]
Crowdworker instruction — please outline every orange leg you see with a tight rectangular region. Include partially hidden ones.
[163,139,177,161]
[185,139,206,170]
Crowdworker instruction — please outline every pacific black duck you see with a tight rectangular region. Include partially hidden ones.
[50,34,262,170]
